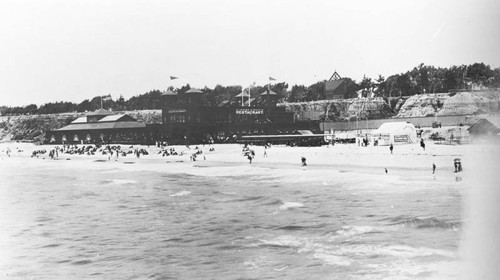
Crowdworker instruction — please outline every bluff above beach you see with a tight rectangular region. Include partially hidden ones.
[1,91,499,142]
[279,91,500,121]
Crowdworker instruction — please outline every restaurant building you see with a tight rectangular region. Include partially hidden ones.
[160,88,319,144]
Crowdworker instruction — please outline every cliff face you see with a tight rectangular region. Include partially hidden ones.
[396,92,500,118]
[279,91,500,121]
[278,97,394,121]
[437,92,500,116]
[396,93,449,118]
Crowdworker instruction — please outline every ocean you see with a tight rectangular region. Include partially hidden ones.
[0,145,468,280]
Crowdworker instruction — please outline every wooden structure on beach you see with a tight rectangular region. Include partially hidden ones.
[47,109,153,144]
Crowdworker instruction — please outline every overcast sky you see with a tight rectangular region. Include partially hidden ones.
[0,0,498,106]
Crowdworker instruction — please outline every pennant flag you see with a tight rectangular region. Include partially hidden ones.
[102,94,112,101]
[269,76,277,81]
[170,76,179,80]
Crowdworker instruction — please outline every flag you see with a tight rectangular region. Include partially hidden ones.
[170,76,179,80]
[102,95,112,101]
[269,76,277,81]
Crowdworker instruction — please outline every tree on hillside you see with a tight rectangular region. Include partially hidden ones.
[374,75,386,97]
[115,95,127,111]
[288,85,307,102]
[466,63,494,86]
[306,81,325,101]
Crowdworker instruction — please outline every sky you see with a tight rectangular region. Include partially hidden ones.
[0,0,499,106]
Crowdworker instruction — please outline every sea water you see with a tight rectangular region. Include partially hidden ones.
[0,155,466,279]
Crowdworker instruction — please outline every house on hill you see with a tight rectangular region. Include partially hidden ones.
[325,71,356,99]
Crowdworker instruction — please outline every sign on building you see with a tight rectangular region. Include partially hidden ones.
[235,108,264,115]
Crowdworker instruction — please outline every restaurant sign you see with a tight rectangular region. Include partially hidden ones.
[235,108,264,115]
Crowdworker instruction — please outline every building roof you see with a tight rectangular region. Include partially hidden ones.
[56,121,145,131]
[235,92,250,98]
[58,112,143,131]
[325,79,345,93]
[467,118,500,135]
[86,108,114,116]
[162,90,178,96]
[243,98,255,106]
[260,90,278,96]
[185,88,203,94]
[98,114,136,122]
[374,122,416,134]
[71,116,87,124]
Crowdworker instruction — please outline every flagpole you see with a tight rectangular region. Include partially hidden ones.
[248,84,252,107]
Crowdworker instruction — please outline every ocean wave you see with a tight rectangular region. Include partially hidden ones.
[313,253,352,266]
[385,215,461,230]
[279,202,304,210]
[332,225,386,239]
[258,235,304,248]
[169,190,192,197]
[100,179,138,185]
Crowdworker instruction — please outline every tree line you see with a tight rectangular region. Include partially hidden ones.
[1,62,499,116]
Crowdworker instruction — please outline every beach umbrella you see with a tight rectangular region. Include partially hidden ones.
[454,158,461,162]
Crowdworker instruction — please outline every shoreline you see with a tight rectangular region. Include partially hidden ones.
[1,141,490,183]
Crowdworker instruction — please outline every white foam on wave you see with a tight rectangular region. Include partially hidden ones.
[109,179,137,185]
[333,243,455,259]
[313,253,352,266]
[279,202,304,210]
[169,190,192,197]
[334,225,378,237]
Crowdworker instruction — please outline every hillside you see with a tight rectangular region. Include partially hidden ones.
[280,91,500,121]
[1,91,499,142]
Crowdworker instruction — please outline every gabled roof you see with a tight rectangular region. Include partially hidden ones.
[56,121,145,131]
[98,114,136,122]
[260,90,278,96]
[467,118,500,134]
[235,92,251,98]
[325,79,345,92]
[71,116,87,124]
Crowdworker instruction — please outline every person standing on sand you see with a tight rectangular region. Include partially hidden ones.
[389,144,393,154]
[432,163,436,174]
[420,139,426,151]
[385,168,388,174]
[301,157,307,166]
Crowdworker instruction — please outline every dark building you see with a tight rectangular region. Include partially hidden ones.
[325,71,351,99]
[467,118,500,139]
[161,88,318,144]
